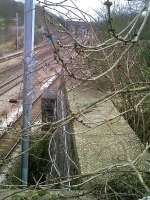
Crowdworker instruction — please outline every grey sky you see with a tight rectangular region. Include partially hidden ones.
[16,0,128,17]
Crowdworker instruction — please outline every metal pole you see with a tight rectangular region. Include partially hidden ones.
[21,0,35,185]
[16,12,19,50]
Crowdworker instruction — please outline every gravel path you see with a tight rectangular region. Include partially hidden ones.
[68,83,150,178]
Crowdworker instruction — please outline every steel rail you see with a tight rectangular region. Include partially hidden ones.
[0,75,60,162]
[0,43,48,64]
[0,54,55,96]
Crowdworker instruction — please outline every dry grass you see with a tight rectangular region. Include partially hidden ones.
[0,41,16,57]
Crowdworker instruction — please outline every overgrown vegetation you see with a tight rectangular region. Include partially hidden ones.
[12,190,60,200]
[88,9,150,145]
[29,136,50,185]
[1,1,150,199]
[93,171,150,200]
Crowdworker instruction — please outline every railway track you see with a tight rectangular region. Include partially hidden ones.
[0,47,56,98]
[0,33,82,165]
[0,33,70,65]
[0,57,53,97]
[0,73,59,164]
[0,100,42,184]
[0,34,69,96]
[0,42,54,83]
[0,43,48,64]
[0,94,45,162]
[0,77,22,97]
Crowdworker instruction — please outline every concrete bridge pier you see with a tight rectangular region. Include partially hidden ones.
[41,76,80,186]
